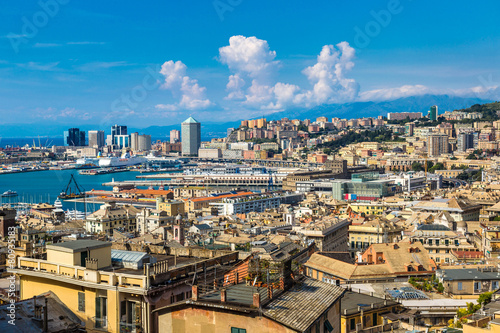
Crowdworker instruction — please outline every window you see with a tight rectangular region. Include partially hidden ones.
[78,292,85,312]
[231,328,246,333]
[120,300,141,332]
[493,281,499,290]
[350,318,356,331]
[95,297,107,329]
[458,282,463,290]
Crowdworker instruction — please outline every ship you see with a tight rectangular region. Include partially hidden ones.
[54,198,63,209]
[98,152,146,168]
[1,190,18,197]
[59,174,87,199]
[74,157,99,169]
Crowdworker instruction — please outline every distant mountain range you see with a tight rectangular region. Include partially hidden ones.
[266,94,492,121]
[0,94,493,138]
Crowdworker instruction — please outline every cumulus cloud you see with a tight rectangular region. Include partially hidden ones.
[219,36,280,105]
[294,42,359,106]
[157,60,212,111]
[219,36,278,79]
[358,85,432,101]
[225,74,246,100]
[218,36,359,110]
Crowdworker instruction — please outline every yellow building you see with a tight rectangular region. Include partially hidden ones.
[349,219,404,251]
[10,239,240,333]
[156,197,185,216]
[348,202,386,216]
[340,291,400,333]
[85,202,140,235]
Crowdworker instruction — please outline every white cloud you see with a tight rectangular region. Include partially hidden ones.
[219,36,278,79]
[225,74,245,100]
[218,37,359,110]
[158,60,212,110]
[359,85,432,101]
[359,84,500,102]
[295,42,359,106]
[18,62,60,71]
[36,107,92,120]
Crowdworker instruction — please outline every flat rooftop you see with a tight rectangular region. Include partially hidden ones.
[200,284,269,306]
[46,240,112,253]
[341,291,398,314]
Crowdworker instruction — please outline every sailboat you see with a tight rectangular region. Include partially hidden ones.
[59,174,86,199]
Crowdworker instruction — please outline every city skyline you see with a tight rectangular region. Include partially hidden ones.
[1,1,499,128]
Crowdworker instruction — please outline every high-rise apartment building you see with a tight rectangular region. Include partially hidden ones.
[170,129,180,143]
[64,128,86,146]
[457,132,474,152]
[111,125,127,143]
[181,117,201,156]
[113,135,130,149]
[405,122,415,136]
[428,133,449,156]
[429,105,438,121]
[387,112,422,121]
[88,130,105,148]
[130,132,152,151]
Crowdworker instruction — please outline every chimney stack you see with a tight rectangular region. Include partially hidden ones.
[221,289,227,303]
[267,284,273,299]
[43,297,48,333]
[253,293,261,308]
[192,285,198,301]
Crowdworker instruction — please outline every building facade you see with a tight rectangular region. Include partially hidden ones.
[181,117,201,156]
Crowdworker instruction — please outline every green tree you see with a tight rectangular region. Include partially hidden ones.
[478,291,493,306]
[411,162,423,172]
[429,162,445,173]
[467,153,478,160]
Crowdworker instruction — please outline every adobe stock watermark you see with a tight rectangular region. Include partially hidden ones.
[213,0,243,21]
[107,65,163,125]
[476,74,499,99]
[6,226,17,325]
[7,0,70,53]
[353,0,410,49]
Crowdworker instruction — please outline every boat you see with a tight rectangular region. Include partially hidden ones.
[59,174,86,199]
[1,190,18,197]
[54,198,63,209]
[98,152,145,168]
[74,157,99,169]
[66,209,86,220]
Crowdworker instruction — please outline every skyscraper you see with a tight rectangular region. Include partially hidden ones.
[170,129,180,143]
[130,133,152,151]
[181,117,201,156]
[457,132,474,152]
[428,133,449,156]
[88,130,105,148]
[429,105,438,121]
[64,128,85,146]
[111,125,127,143]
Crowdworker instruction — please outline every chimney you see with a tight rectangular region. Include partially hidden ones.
[43,297,48,333]
[267,285,273,299]
[192,285,198,301]
[253,293,261,308]
[221,289,227,303]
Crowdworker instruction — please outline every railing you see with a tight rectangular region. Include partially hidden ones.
[358,321,400,333]
[94,317,108,329]
[119,322,142,333]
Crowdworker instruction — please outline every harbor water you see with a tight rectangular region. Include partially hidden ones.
[0,169,145,211]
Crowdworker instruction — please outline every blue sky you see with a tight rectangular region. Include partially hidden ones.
[1,0,499,128]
